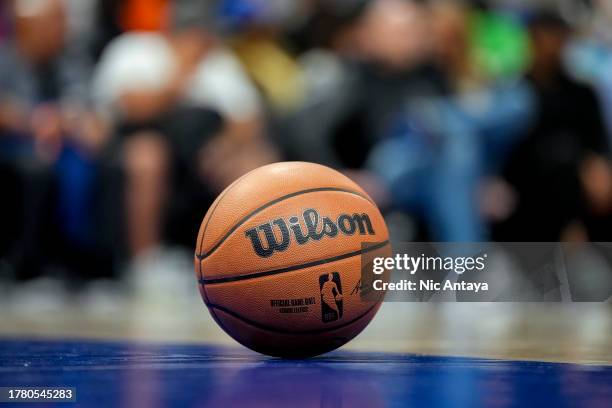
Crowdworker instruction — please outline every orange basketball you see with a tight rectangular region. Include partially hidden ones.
[194,162,390,357]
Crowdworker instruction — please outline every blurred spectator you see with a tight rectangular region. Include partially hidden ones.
[0,0,109,283]
[272,0,374,167]
[92,1,276,263]
[227,0,308,112]
[499,11,612,241]
[0,0,89,143]
[366,0,533,241]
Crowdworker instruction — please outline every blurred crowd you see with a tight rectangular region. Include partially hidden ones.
[1,0,612,289]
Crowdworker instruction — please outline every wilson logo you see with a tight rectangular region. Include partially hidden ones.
[245,209,375,257]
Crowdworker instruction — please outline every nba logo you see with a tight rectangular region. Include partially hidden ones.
[319,272,343,322]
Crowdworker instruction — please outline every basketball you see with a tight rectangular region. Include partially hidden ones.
[195,162,390,357]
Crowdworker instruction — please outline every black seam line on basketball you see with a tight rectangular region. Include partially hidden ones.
[206,301,380,335]
[198,196,225,281]
[197,172,250,258]
[195,187,374,261]
[198,240,389,285]
[197,172,252,282]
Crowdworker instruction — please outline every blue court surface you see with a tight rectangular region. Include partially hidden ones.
[0,338,610,407]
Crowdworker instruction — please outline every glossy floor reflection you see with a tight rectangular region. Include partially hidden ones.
[0,339,610,407]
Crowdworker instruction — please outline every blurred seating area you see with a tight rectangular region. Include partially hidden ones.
[1,0,612,294]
